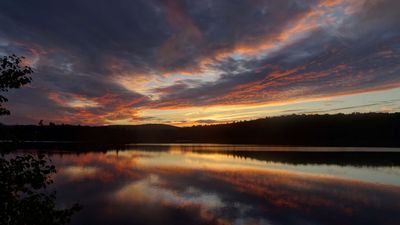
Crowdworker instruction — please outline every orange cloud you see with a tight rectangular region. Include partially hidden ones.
[47,91,147,125]
[154,0,354,79]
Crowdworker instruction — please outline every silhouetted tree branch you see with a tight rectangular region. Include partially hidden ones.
[0,55,81,225]
[0,154,82,225]
[0,55,33,115]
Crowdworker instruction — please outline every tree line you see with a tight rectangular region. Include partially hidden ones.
[1,112,399,147]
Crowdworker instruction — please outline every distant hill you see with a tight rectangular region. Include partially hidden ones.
[1,113,399,147]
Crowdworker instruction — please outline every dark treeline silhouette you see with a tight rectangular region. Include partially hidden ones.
[181,112,400,146]
[36,147,400,167]
[1,112,400,147]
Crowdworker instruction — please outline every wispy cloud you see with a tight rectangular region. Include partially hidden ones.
[0,0,399,125]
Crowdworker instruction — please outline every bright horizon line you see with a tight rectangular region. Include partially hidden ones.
[4,87,400,127]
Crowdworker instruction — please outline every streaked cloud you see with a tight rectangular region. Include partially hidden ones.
[0,0,399,125]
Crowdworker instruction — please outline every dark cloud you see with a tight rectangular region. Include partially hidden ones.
[0,0,316,74]
[152,0,400,107]
[0,0,399,124]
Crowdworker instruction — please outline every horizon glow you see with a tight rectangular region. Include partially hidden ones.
[0,0,399,126]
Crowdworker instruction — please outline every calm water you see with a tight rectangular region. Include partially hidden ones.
[40,145,400,225]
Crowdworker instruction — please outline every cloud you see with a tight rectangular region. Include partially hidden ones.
[194,119,219,125]
[0,0,399,124]
[148,1,400,108]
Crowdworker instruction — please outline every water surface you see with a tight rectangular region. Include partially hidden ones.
[42,145,400,225]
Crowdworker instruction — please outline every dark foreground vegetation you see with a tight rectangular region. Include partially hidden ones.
[0,153,82,225]
[1,55,81,225]
[1,112,400,147]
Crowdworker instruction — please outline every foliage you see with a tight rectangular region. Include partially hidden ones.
[0,113,399,147]
[0,55,33,115]
[0,153,82,225]
[0,55,81,224]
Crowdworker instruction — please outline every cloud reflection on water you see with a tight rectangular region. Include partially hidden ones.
[52,150,400,225]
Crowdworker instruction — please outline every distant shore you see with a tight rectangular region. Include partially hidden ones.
[1,113,400,147]
[3,143,400,167]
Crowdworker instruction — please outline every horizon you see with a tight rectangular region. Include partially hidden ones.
[0,0,399,126]
[1,111,399,127]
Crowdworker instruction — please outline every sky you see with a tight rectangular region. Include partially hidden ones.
[0,0,399,126]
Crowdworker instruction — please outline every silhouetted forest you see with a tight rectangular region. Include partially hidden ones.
[1,112,400,148]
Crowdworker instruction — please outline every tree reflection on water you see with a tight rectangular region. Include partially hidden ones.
[0,153,81,225]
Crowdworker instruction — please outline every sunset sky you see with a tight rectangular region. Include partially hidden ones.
[0,0,399,126]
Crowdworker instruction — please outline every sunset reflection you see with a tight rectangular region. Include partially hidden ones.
[47,148,400,225]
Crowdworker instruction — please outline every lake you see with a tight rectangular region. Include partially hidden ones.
[36,145,400,225]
